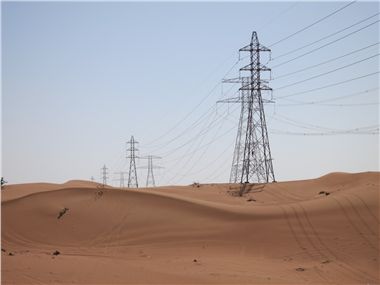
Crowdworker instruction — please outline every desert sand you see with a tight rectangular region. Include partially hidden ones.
[1,172,379,284]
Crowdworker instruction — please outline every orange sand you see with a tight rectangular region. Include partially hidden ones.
[1,172,379,284]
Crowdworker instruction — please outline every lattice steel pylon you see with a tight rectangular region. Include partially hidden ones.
[114,171,128,188]
[220,31,275,184]
[101,164,109,186]
[126,136,139,188]
[140,155,162,187]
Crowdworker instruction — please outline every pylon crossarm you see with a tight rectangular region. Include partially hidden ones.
[222,77,241,83]
[217,97,241,104]
[239,44,252,52]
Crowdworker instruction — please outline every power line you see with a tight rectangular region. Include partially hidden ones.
[276,87,379,107]
[157,106,233,158]
[278,88,379,104]
[157,108,220,157]
[144,59,241,147]
[145,104,217,151]
[164,122,237,184]
[184,139,235,178]
[160,107,237,165]
[275,71,380,99]
[205,155,233,183]
[269,1,356,47]
[271,113,338,131]
[146,82,240,153]
[180,114,227,172]
[273,42,379,80]
[270,126,379,136]
[277,93,380,107]
[271,20,379,69]
[168,107,231,185]
[257,2,299,33]
[303,102,379,107]
[144,83,221,146]
[162,108,239,165]
[278,101,380,107]
[275,53,379,90]
[273,12,379,60]
[162,106,236,181]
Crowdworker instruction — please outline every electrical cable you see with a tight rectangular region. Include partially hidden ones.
[257,3,299,33]
[269,1,356,47]
[278,87,379,104]
[145,82,239,152]
[169,109,232,184]
[157,106,224,158]
[185,139,235,178]
[144,59,241,146]
[270,126,379,136]
[271,20,379,69]
[271,113,338,131]
[162,105,240,165]
[273,12,379,60]
[275,71,379,99]
[144,104,217,151]
[273,42,379,80]
[278,102,379,107]
[275,53,379,90]
[164,121,237,184]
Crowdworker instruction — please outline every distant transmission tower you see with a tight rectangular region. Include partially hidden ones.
[220,31,275,184]
[140,155,162,187]
[101,164,109,186]
[114,171,128,188]
[127,136,139,188]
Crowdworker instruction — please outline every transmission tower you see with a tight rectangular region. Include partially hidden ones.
[126,136,139,188]
[101,164,109,186]
[114,171,128,188]
[140,155,162,187]
[219,31,275,184]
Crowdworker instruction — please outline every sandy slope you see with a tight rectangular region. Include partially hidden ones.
[0,180,103,202]
[1,172,379,284]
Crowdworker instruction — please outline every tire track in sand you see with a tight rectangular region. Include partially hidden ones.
[278,205,313,283]
[297,203,377,283]
[348,193,380,224]
[331,196,379,252]
[342,195,379,238]
[268,186,375,282]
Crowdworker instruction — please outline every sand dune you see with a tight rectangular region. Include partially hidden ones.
[1,172,379,284]
[0,180,102,202]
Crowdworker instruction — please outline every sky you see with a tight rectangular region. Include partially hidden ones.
[2,1,379,186]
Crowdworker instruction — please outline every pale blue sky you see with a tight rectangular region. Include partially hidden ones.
[2,1,379,185]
